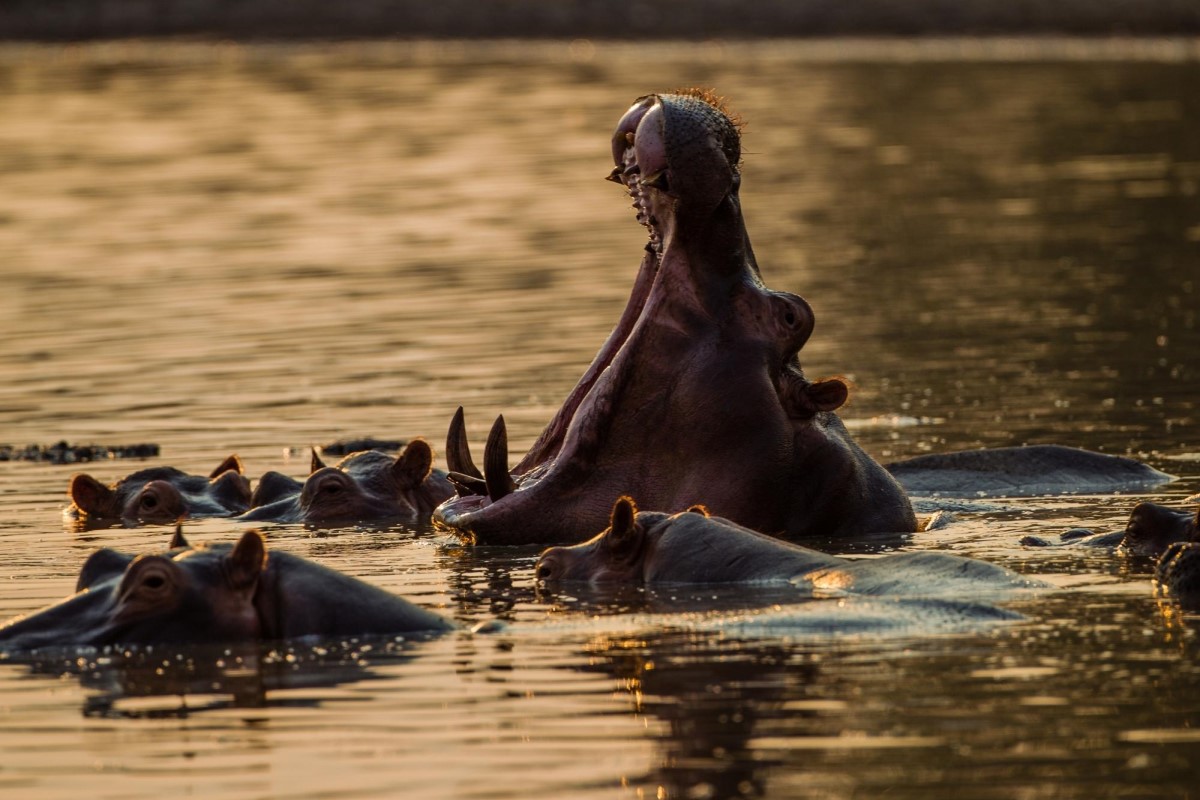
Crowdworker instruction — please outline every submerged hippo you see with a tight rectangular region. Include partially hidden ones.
[1121,501,1198,556]
[67,454,251,525]
[239,439,454,524]
[1154,541,1200,610]
[0,529,454,652]
[435,90,914,545]
[536,498,1044,599]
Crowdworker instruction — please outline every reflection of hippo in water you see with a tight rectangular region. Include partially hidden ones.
[435,90,914,545]
[536,498,1044,600]
[240,440,454,524]
[66,454,251,525]
[1154,541,1200,610]
[0,529,454,652]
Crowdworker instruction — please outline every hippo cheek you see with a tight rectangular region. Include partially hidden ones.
[127,480,188,524]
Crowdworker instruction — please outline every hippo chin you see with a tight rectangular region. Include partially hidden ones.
[67,454,251,526]
[1154,541,1200,610]
[435,90,914,545]
[239,439,454,524]
[536,497,1044,600]
[0,528,454,653]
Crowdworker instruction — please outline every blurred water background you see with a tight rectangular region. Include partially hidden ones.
[0,37,1197,799]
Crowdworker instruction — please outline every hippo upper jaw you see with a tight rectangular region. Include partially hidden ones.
[434,91,911,545]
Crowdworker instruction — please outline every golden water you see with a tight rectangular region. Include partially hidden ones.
[0,40,1197,798]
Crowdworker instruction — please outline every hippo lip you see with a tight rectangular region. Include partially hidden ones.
[434,92,818,544]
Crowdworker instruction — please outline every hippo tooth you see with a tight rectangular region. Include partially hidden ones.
[605,165,623,183]
[484,415,518,502]
[446,406,483,480]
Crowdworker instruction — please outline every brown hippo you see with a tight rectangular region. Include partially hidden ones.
[435,90,914,545]
[1154,541,1200,610]
[0,528,454,652]
[67,454,251,525]
[536,498,1044,599]
[239,440,454,524]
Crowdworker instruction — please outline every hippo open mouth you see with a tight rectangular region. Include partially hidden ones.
[434,90,914,545]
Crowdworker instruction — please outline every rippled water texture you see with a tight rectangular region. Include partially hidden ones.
[0,40,1197,798]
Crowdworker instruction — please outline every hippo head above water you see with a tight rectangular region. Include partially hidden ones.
[67,454,251,525]
[434,90,914,545]
[0,528,453,652]
[1121,501,1199,557]
[239,440,454,524]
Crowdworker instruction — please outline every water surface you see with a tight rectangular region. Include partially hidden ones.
[0,39,1197,799]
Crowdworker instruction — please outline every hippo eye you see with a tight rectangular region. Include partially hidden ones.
[322,483,343,496]
[142,574,166,590]
[536,564,553,581]
[784,311,796,326]
[140,494,158,509]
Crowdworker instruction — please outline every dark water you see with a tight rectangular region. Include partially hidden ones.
[0,40,1197,799]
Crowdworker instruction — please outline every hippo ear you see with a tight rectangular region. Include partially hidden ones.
[210,454,244,478]
[76,547,135,592]
[804,378,849,413]
[169,524,190,550]
[393,439,434,489]
[69,473,116,517]
[685,504,710,517]
[226,530,268,591]
[310,448,326,474]
[605,497,643,558]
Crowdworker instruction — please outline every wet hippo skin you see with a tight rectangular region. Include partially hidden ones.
[537,497,1045,601]
[66,454,251,525]
[435,91,914,545]
[239,439,454,524]
[0,528,454,652]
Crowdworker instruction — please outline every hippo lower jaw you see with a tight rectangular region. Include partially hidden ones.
[434,91,912,545]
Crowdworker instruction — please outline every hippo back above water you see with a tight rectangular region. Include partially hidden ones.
[536,497,1045,601]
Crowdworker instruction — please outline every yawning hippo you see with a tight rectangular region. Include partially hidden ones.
[239,440,454,524]
[435,90,914,545]
[1154,541,1200,610]
[0,529,454,652]
[536,498,1043,599]
[66,454,251,525]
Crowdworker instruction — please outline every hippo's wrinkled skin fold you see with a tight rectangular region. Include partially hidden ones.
[0,529,454,652]
[239,440,454,524]
[435,91,914,545]
[1122,501,1199,556]
[537,498,1045,599]
[1154,541,1200,610]
[67,454,251,526]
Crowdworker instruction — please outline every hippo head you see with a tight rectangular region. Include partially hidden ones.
[534,498,679,584]
[1154,541,1200,610]
[0,530,265,651]
[1120,501,1199,557]
[300,441,435,523]
[434,91,909,545]
[68,454,251,525]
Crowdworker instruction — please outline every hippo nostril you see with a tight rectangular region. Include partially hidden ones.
[784,311,796,326]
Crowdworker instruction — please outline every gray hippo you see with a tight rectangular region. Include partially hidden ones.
[0,528,454,652]
[239,439,454,524]
[435,90,915,545]
[67,454,251,525]
[535,497,1044,599]
[1154,541,1200,610]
